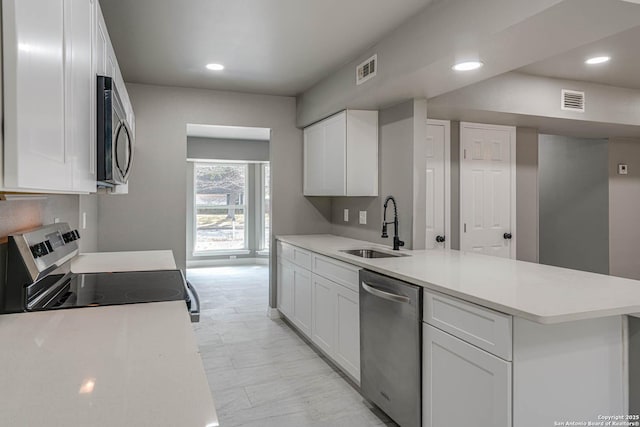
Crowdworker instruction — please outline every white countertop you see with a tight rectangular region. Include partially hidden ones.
[0,301,218,426]
[71,250,177,273]
[278,234,640,324]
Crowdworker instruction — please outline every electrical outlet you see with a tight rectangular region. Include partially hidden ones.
[359,211,367,225]
[343,209,349,222]
[53,217,60,224]
[618,164,629,175]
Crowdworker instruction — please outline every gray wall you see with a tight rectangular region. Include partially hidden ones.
[329,100,427,250]
[296,0,640,127]
[97,83,332,308]
[449,121,460,250]
[187,137,269,162]
[428,72,640,138]
[516,128,539,263]
[538,134,609,274]
[609,137,640,280]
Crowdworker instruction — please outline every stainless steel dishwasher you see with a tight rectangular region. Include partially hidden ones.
[360,269,422,427]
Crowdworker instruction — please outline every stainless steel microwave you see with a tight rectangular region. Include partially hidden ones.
[97,76,134,186]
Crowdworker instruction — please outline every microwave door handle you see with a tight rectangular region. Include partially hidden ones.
[120,123,133,180]
[114,121,133,180]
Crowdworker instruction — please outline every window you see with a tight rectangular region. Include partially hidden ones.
[193,163,248,252]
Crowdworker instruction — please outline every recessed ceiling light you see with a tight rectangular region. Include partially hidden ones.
[452,61,484,71]
[585,56,610,65]
[206,63,225,71]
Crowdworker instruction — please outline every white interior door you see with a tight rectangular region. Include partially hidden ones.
[460,122,516,259]
[425,120,451,250]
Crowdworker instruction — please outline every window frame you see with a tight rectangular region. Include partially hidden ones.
[192,161,250,256]
[257,163,270,253]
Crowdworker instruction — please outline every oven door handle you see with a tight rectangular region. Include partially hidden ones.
[186,280,200,323]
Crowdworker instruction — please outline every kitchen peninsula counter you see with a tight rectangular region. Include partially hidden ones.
[278,234,640,324]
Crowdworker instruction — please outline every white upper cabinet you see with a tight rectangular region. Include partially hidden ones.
[66,0,97,192]
[2,0,132,194]
[2,0,71,191]
[303,110,378,197]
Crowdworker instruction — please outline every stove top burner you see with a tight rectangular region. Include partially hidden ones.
[125,287,183,302]
[45,270,187,310]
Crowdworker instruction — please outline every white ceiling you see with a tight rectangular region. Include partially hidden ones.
[519,26,640,90]
[187,124,270,141]
[99,0,432,96]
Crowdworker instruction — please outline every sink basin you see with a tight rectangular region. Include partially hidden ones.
[340,249,409,259]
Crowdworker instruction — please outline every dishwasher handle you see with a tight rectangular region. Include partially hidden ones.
[361,281,411,304]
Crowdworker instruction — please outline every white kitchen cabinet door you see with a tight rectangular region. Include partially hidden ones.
[2,0,72,191]
[303,123,325,195]
[277,260,294,318]
[334,284,360,382]
[311,274,336,355]
[303,110,377,197]
[322,112,347,196]
[94,3,108,76]
[66,0,97,192]
[292,266,313,337]
[423,324,511,427]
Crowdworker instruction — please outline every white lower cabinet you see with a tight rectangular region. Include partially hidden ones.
[310,273,361,382]
[311,274,335,354]
[333,284,360,380]
[422,324,512,427]
[277,243,360,382]
[291,267,312,337]
[277,259,294,318]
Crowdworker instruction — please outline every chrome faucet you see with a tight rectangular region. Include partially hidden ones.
[381,195,404,250]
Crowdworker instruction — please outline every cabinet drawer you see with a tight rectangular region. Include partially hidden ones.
[277,241,312,270]
[311,254,360,292]
[424,291,512,361]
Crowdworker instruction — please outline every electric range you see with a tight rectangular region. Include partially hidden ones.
[1,223,199,322]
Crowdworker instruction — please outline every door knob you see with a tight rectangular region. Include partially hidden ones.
[503,233,512,240]
[435,235,446,243]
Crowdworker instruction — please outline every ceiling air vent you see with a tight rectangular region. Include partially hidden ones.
[356,54,377,85]
[561,89,585,112]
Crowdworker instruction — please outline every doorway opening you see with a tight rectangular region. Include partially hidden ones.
[184,123,271,320]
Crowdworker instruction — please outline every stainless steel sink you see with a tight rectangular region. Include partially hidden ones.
[340,249,409,259]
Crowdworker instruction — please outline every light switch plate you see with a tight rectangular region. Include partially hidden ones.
[618,164,629,175]
[343,209,349,222]
[359,211,367,225]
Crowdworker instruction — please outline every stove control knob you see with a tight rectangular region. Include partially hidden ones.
[63,230,81,243]
[30,241,50,259]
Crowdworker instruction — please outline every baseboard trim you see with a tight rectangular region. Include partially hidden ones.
[267,307,281,319]
[187,257,268,268]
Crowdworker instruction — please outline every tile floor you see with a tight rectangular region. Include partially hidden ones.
[187,265,395,427]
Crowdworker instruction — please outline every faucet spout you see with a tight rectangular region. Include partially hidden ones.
[381,196,404,250]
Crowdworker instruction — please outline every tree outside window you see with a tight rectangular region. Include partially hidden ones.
[194,163,247,251]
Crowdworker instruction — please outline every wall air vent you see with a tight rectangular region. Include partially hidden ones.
[561,89,585,112]
[356,54,377,85]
